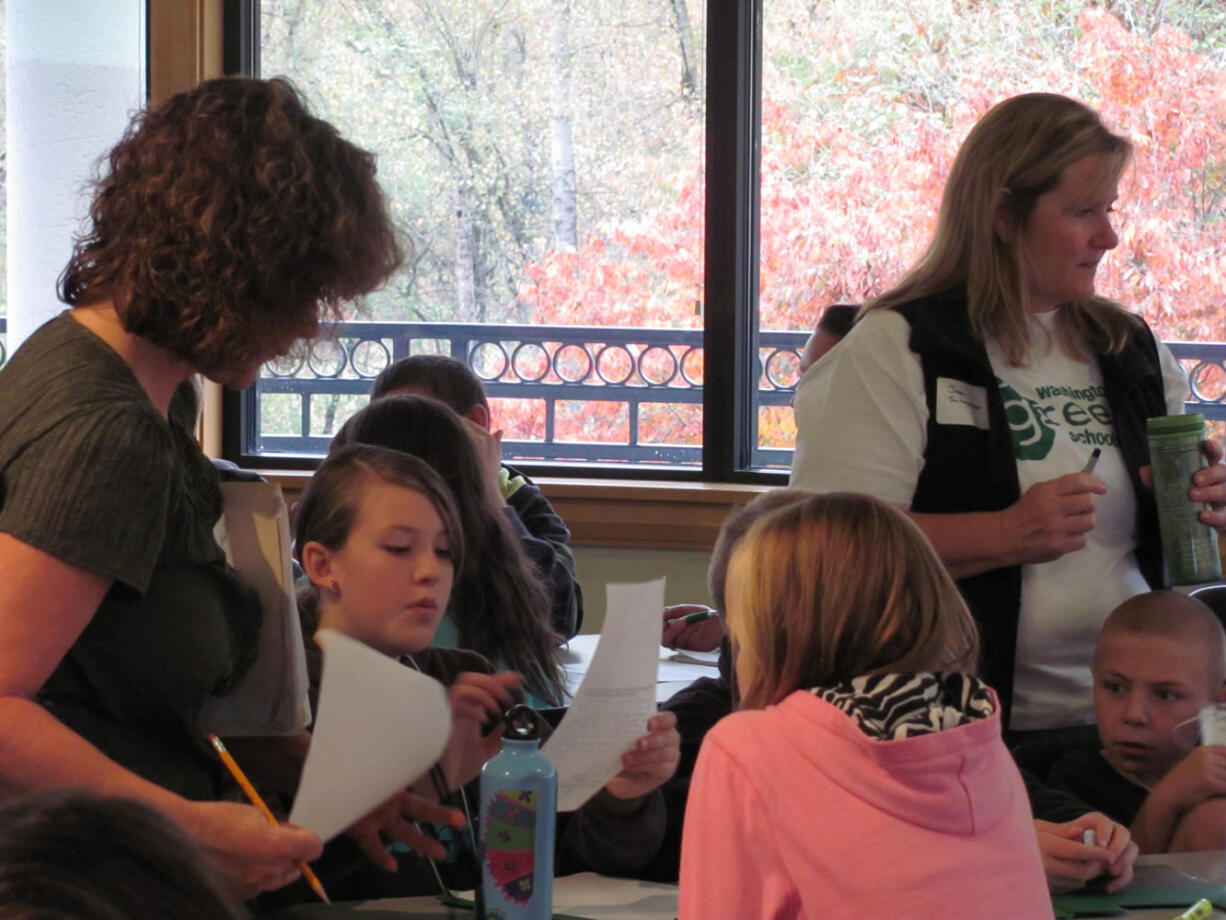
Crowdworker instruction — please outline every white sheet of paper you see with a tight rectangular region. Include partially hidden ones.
[542,578,664,811]
[457,873,678,920]
[664,646,721,667]
[656,656,719,683]
[200,481,311,735]
[288,630,451,841]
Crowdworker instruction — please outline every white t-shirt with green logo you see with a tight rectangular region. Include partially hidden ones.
[790,308,1188,730]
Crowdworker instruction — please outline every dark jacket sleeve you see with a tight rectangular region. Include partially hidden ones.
[623,675,736,883]
[557,787,667,877]
[502,469,584,638]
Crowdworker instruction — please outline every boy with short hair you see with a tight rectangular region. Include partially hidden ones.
[1047,590,1226,852]
[370,354,583,638]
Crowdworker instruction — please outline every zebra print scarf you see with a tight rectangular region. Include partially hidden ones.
[810,672,995,741]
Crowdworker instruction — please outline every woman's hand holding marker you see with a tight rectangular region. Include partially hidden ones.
[1000,467,1107,567]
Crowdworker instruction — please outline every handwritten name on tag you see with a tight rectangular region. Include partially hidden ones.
[935,378,989,429]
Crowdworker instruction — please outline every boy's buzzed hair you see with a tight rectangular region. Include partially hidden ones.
[1098,590,1226,687]
[370,354,489,414]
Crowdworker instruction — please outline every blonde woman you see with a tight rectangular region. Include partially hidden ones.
[678,493,1051,919]
[790,94,1226,735]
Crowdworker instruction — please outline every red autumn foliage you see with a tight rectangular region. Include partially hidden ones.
[510,9,1225,456]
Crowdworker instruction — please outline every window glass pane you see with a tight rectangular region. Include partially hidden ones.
[756,1,1226,467]
[257,1,706,468]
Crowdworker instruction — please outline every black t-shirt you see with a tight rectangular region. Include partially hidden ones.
[1048,744,1149,826]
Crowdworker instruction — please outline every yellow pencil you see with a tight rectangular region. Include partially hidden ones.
[207,734,330,904]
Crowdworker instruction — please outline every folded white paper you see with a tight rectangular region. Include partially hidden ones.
[288,630,451,842]
[200,481,311,736]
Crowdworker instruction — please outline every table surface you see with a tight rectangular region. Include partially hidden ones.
[278,872,677,919]
[283,636,1219,919]
[1120,852,1226,919]
[560,632,718,703]
[277,854,1226,918]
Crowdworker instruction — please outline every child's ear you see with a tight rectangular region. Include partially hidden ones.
[467,403,491,430]
[299,541,335,588]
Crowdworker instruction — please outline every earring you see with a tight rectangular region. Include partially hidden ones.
[326,579,340,598]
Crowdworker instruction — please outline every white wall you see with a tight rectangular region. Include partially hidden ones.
[572,545,712,634]
[7,0,144,350]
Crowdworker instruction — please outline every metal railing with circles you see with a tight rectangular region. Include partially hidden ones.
[0,317,1221,467]
[244,321,1226,467]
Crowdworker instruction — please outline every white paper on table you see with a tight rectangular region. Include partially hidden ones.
[542,578,664,812]
[457,872,678,920]
[288,630,451,841]
[664,646,721,667]
[656,656,719,684]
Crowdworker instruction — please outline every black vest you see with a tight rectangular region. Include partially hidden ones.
[895,289,1166,725]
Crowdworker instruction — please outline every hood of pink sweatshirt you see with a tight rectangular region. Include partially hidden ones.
[769,689,1017,836]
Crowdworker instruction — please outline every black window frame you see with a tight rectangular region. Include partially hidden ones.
[219,0,777,485]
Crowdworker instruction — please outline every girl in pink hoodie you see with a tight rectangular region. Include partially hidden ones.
[679,493,1052,920]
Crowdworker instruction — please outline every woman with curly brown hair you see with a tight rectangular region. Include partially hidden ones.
[0,77,456,901]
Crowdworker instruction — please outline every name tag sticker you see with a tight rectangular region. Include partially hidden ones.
[935,378,989,429]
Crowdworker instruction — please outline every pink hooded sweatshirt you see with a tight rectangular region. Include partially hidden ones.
[679,687,1051,919]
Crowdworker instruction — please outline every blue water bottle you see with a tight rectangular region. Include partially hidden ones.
[479,705,556,920]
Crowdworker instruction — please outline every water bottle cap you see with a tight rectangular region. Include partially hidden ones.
[502,703,544,741]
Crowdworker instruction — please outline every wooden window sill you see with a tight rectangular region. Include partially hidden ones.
[259,471,768,551]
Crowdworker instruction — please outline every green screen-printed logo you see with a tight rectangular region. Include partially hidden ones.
[998,380,1056,461]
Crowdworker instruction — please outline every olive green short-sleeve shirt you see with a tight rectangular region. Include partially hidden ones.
[0,313,262,800]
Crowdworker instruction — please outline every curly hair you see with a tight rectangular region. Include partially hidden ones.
[58,76,403,377]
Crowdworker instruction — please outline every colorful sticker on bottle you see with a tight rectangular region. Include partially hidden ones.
[484,788,537,905]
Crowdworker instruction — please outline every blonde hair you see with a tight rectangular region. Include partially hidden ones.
[866,93,1137,366]
[725,493,979,710]
[708,488,814,613]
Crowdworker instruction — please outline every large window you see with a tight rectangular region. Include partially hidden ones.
[235,0,712,473]
[754,0,1226,457]
[229,0,1226,479]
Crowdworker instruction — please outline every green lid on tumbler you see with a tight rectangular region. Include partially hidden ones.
[1146,414,1207,438]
